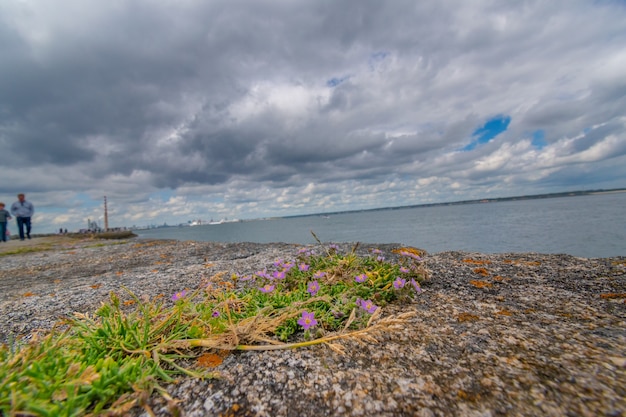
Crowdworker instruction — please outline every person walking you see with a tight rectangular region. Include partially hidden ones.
[0,202,11,242]
[11,193,35,240]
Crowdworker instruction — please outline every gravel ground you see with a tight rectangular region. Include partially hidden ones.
[1,236,625,417]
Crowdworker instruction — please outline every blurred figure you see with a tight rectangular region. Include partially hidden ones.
[0,202,11,242]
[11,193,35,240]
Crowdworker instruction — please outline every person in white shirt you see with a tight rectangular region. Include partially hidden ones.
[10,193,35,240]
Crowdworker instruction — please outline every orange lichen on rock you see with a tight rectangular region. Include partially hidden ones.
[220,403,243,417]
[197,352,226,368]
[457,389,481,401]
[457,312,480,322]
[23,292,35,297]
[469,280,493,288]
[463,259,492,265]
[600,293,626,299]
[496,309,513,316]
[90,284,102,289]
[392,247,425,256]
[472,268,490,276]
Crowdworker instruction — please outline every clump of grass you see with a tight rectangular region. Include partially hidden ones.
[0,239,428,416]
[0,244,55,257]
[88,231,137,240]
[62,231,137,240]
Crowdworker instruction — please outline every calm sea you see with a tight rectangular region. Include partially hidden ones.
[135,192,626,258]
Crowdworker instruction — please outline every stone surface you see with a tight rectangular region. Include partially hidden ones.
[1,237,625,416]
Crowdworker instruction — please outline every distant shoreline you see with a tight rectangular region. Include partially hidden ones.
[588,189,626,195]
[283,187,626,219]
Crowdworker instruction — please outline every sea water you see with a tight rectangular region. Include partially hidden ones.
[135,192,626,258]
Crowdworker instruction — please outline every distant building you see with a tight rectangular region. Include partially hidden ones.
[86,219,101,232]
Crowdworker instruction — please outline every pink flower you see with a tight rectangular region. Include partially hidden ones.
[256,270,270,279]
[298,248,315,257]
[171,290,187,301]
[307,280,320,296]
[297,311,318,330]
[259,284,275,293]
[354,273,367,283]
[393,277,406,289]
[399,250,421,261]
[411,278,422,294]
[357,298,378,314]
[299,263,310,272]
[314,271,326,279]
[272,270,286,280]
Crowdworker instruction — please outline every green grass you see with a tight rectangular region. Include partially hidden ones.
[0,240,428,416]
[0,244,55,257]
[86,231,137,240]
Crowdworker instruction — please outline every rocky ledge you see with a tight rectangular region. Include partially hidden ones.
[1,237,625,416]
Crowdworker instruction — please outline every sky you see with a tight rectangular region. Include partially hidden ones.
[1,0,626,233]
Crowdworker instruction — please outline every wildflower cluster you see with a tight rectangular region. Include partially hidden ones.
[170,244,427,342]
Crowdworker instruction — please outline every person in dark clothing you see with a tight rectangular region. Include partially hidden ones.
[0,202,11,242]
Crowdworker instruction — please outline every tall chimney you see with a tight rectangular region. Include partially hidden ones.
[104,196,109,231]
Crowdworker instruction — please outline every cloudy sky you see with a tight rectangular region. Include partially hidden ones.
[1,0,625,233]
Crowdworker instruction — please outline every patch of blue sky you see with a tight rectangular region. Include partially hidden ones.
[368,51,389,70]
[370,51,389,61]
[462,115,511,151]
[151,189,175,202]
[531,130,547,149]
[326,75,350,87]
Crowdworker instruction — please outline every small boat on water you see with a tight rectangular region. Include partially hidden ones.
[189,218,241,226]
